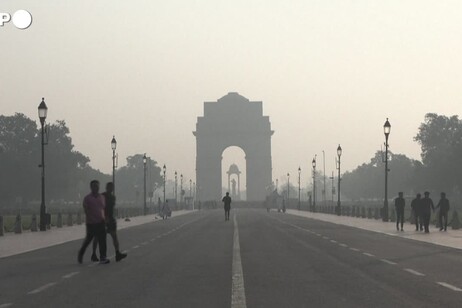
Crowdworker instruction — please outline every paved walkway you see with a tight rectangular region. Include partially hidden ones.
[0,210,195,258]
[287,209,462,250]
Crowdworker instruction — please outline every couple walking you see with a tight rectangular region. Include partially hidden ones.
[77,180,127,264]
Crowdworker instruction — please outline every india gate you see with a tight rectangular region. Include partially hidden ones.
[193,92,274,202]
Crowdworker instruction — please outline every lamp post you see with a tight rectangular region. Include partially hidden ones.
[382,118,391,221]
[174,171,178,203]
[38,98,48,231]
[337,145,342,215]
[312,157,317,212]
[322,150,326,207]
[287,173,290,208]
[298,167,301,210]
[330,171,335,204]
[163,164,166,205]
[276,179,279,193]
[189,179,192,209]
[111,136,117,193]
[143,154,147,215]
[193,181,196,210]
[180,174,183,206]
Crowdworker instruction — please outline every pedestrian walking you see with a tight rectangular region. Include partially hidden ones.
[78,180,109,264]
[222,192,231,221]
[421,191,435,233]
[435,192,450,231]
[411,193,423,231]
[394,192,405,231]
[90,182,127,262]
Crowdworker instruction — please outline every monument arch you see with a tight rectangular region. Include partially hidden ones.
[193,92,273,201]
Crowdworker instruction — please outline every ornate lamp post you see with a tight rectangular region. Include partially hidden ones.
[163,164,166,204]
[382,118,391,221]
[298,167,301,210]
[337,144,342,215]
[174,171,178,203]
[111,136,117,192]
[38,98,48,231]
[312,157,317,212]
[143,154,147,215]
[189,179,192,208]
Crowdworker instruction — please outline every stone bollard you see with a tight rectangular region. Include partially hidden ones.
[67,213,73,226]
[14,214,22,234]
[57,213,63,228]
[390,209,396,222]
[30,214,38,232]
[374,207,380,220]
[451,210,460,230]
[77,212,82,225]
[0,216,4,236]
[367,208,372,219]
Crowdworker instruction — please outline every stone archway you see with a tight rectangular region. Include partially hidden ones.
[193,92,274,202]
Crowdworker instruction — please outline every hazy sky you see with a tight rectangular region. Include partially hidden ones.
[1,0,462,189]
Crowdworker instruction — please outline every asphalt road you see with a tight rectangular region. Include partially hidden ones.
[1,209,461,307]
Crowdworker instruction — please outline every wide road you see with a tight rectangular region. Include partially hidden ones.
[1,209,461,307]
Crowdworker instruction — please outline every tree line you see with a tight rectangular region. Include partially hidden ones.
[0,113,162,210]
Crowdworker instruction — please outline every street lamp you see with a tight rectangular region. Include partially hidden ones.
[143,154,147,215]
[174,171,178,204]
[382,118,391,222]
[163,164,166,205]
[322,150,326,207]
[38,98,48,231]
[336,144,342,215]
[312,157,317,212]
[298,167,301,210]
[287,173,290,208]
[193,181,196,210]
[180,174,183,206]
[189,179,192,208]
[111,136,117,192]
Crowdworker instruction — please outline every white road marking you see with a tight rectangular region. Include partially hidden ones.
[322,236,329,240]
[404,268,425,276]
[62,271,79,279]
[330,240,337,244]
[349,248,360,252]
[339,243,348,248]
[231,214,247,308]
[0,303,13,307]
[28,282,57,294]
[132,245,140,249]
[380,259,397,265]
[437,282,462,292]
[363,252,375,257]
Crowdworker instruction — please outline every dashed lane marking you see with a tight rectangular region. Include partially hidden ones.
[437,282,462,292]
[322,236,329,240]
[363,252,375,257]
[27,282,57,295]
[330,240,338,244]
[132,245,140,249]
[231,214,247,308]
[62,272,79,279]
[0,303,13,307]
[349,248,360,252]
[339,243,348,248]
[404,268,425,276]
[380,259,397,265]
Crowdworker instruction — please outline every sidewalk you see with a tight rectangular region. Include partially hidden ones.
[0,210,195,259]
[286,210,462,250]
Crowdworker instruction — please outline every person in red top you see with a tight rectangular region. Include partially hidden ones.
[78,180,109,264]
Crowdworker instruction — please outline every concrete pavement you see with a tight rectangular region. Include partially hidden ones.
[0,210,195,259]
[286,209,462,250]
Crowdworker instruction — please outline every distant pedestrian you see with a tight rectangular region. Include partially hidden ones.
[78,180,109,264]
[91,182,127,262]
[435,192,450,231]
[222,192,231,221]
[421,191,435,233]
[411,193,423,231]
[394,192,405,231]
[162,200,171,220]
